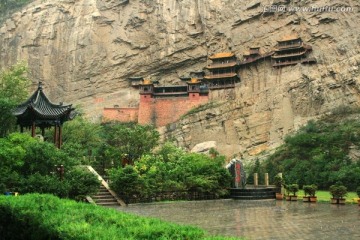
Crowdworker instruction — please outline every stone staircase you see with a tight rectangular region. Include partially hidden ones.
[86,166,125,207]
[230,186,277,200]
[92,185,120,206]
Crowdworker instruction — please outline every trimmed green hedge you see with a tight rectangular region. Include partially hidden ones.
[0,194,239,240]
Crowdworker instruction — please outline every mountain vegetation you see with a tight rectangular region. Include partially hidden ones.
[247,108,360,191]
[0,62,30,137]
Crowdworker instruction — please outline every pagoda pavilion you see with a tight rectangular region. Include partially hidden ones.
[203,52,240,89]
[272,36,316,67]
[13,82,75,148]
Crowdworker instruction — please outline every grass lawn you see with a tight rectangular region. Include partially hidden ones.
[297,190,359,203]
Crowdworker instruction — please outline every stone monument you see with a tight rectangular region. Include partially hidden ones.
[226,159,246,189]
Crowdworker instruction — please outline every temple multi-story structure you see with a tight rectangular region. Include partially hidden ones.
[203,52,240,89]
[271,36,316,67]
[104,38,317,126]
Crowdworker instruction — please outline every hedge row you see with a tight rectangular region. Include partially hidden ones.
[0,194,239,240]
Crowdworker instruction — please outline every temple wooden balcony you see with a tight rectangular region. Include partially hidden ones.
[301,57,317,64]
[206,62,237,69]
[272,50,308,59]
[239,52,274,65]
[153,92,189,98]
[208,83,236,89]
[204,73,238,79]
[276,42,303,49]
[272,57,317,67]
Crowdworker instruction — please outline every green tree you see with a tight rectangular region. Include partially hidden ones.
[0,62,30,137]
[109,165,144,202]
[102,122,160,165]
[61,113,103,162]
[0,133,99,199]
[262,119,360,190]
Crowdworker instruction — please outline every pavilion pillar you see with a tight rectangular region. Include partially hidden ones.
[20,126,24,133]
[58,125,62,149]
[41,127,45,137]
[31,122,36,137]
[54,125,59,147]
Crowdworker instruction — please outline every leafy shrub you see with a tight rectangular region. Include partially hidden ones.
[356,186,360,198]
[0,133,99,200]
[18,173,70,198]
[0,194,236,240]
[303,184,317,197]
[263,119,360,190]
[329,184,347,199]
[285,184,299,196]
[109,165,144,201]
[66,167,100,200]
[109,143,232,202]
[273,175,284,188]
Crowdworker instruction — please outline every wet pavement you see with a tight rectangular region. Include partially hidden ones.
[116,199,360,240]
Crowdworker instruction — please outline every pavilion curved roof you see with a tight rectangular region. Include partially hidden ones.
[13,82,75,126]
[209,52,235,60]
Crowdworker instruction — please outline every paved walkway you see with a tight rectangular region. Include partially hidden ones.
[116,199,360,240]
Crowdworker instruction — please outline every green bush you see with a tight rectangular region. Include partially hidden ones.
[303,184,317,197]
[329,184,347,199]
[0,133,99,200]
[273,175,284,188]
[0,194,236,240]
[109,143,232,202]
[109,165,144,201]
[66,167,100,200]
[285,184,299,196]
[19,173,69,198]
[263,119,360,190]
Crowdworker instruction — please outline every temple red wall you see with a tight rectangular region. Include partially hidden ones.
[103,107,138,123]
[138,93,209,126]
[103,93,208,126]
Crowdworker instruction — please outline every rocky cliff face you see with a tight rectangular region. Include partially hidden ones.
[1,0,359,158]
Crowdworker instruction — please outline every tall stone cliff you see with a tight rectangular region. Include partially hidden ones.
[1,0,359,158]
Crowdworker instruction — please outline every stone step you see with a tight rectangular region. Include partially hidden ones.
[97,190,111,194]
[230,187,276,200]
[96,201,120,206]
[232,195,275,200]
[92,195,114,199]
[94,198,118,203]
